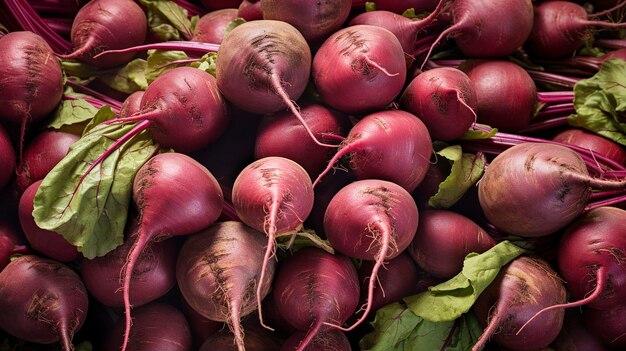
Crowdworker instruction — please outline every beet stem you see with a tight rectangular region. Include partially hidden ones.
[66,80,122,110]
[515,266,607,336]
[363,56,399,77]
[92,41,220,59]
[588,0,626,18]
[103,110,161,125]
[565,171,626,190]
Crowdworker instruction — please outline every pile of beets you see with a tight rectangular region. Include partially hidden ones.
[0,0,625,350]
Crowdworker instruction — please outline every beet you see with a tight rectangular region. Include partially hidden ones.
[16,130,79,193]
[472,256,566,351]
[553,128,626,166]
[557,206,626,310]
[105,302,193,351]
[176,221,275,351]
[407,209,495,279]
[460,60,537,132]
[192,8,239,44]
[312,24,406,114]
[400,67,477,141]
[61,0,147,67]
[18,180,81,262]
[324,179,419,331]
[0,31,64,158]
[80,233,177,308]
[273,247,360,351]
[478,142,626,237]
[260,0,352,46]
[0,255,89,351]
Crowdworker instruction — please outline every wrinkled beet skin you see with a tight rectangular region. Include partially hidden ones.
[473,256,566,350]
[105,303,193,351]
[18,180,81,262]
[0,255,89,345]
[557,207,626,310]
[192,8,239,44]
[16,130,80,193]
[80,235,177,308]
[478,143,591,237]
[0,31,64,124]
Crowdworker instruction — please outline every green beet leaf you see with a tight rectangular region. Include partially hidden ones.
[99,58,148,94]
[146,49,189,83]
[140,0,194,41]
[360,241,524,350]
[361,304,483,351]
[47,87,100,130]
[360,302,422,351]
[568,58,626,146]
[33,107,159,258]
[461,124,498,140]
[428,145,486,209]
[406,241,525,321]
[191,52,218,76]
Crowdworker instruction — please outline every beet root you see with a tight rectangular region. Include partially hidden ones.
[472,256,566,351]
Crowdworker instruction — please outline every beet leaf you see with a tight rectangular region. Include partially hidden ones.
[33,107,160,258]
[139,0,197,41]
[360,241,525,350]
[428,145,486,209]
[568,58,626,146]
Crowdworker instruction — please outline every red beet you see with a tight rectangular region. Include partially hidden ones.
[0,255,89,351]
